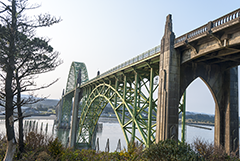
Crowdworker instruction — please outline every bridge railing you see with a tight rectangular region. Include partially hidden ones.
[101,45,160,76]
[82,45,161,85]
[175,24,208,44]
[175,8,240,44]
[212,8,240,28]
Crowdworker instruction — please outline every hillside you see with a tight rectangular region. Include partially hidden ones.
[33,99,59,107]
[179,112,215,124]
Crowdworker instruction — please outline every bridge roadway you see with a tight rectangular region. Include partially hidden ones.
[57,8,240,153]
[65,46,161,96]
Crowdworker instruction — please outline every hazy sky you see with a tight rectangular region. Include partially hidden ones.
[4,0,240,114]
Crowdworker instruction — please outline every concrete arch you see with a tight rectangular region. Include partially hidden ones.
[181,76,217,106]
[180,62,239,153]
[181,77,217,113]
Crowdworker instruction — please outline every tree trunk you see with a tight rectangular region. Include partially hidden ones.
[4,0,17,160]
[16,71,24,153]
[18,104,24,153]
[4,55,17,161]
[3,138,16,161]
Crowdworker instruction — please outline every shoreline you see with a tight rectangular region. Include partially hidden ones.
[25,115,56,120]
[0,115,238,128]
[180,122,215,127]
[0,114,56,120]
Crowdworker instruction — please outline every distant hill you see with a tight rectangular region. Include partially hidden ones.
[185,111,214,116]
[180,111,215,123]
[19,95,59,108]
[180,111,240,125]
[35,99,59,107]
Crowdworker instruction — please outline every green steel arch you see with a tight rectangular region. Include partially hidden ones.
[77,70,158,148]
[65,62,89,93]
[60,62,89,126]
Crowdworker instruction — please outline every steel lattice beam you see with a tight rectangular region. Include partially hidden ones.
[77,67,159,148]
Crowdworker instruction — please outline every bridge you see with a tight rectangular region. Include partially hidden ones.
[56,8,240,153]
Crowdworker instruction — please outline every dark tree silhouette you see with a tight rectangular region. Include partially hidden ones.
[0,0,62,160]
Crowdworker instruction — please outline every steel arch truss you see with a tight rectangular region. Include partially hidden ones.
[65,62,89,93]
[77,68,159,148]
[61,62,89,126]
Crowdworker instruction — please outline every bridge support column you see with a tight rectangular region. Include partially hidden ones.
[69,87,81,148]
[69,69,82,149]
[147,68,154,147]
[57,90,64,127]
[131,72,139,142]
[156,14,180,142]
[214,67,239,154]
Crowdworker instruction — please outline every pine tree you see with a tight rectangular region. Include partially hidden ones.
[0,1,62,159]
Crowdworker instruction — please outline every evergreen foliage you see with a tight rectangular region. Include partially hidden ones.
[141,139,198,160]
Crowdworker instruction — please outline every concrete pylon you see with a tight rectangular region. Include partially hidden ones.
[57,89,64,126]
[156,14,180,142]
[214,67,239,154]
[69,87,80,148]
[69,69,82,148]
[180,60,239,154]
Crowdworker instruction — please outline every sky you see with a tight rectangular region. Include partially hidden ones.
[3,0,240,115]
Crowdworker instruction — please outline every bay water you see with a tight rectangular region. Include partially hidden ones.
[0,117,216,152]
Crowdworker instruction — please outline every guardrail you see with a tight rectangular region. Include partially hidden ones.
[81,45,161,85]
[98,45,160,77]
[175,8,240,44]
[212,8,240,28]
[82,8,240,85]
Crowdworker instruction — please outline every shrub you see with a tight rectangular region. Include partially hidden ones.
[60,148,83,161]
[18,131,55,160]
[0,133,7,160]
[25,131,50,151]
[18,150,38,161]
[141,139,198,161]
[193,138,239,161]
[121,141,144,160]
[4,129,240,161]
[78,149,101,161]
[36,151,53,161]
[47,137,64,159]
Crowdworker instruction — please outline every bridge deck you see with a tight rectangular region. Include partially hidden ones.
[81,51,160,88]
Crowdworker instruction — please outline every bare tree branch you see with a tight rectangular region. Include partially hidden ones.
[21,78,59,92]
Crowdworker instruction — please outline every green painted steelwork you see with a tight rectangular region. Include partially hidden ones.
[147,68,154,147]
[59,62,89,127]
[179,91,186,143]
[77,66,159,148]
[59,50,186,149]
[59,50,183,148]
[132,72,138,143]
[65,62,89,93]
